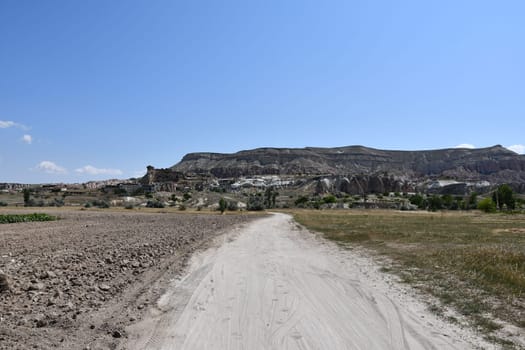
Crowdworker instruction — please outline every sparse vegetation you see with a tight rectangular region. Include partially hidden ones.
[293,210,525,343]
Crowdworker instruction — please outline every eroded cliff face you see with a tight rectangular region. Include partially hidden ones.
[171,145,525,186]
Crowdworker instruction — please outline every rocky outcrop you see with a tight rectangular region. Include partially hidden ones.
[171,145,525,192]
[140,166,183,185]
[315,175,409,195]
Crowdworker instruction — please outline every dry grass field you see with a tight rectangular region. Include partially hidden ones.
[292,209,525,347]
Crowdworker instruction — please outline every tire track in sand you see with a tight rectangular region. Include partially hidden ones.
[123,213,494,350]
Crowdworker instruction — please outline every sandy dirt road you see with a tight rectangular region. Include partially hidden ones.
[123,213,492,350]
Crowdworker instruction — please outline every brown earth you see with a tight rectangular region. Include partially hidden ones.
[0,208,256,350]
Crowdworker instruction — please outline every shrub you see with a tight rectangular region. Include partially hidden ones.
[322,195,337,204]
[294,196,309,207]
[219,198,227,213]
[0,201,7,207]
[478,198,496,213]
[146,200,165,208]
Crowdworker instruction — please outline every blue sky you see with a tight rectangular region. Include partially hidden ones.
[1,0,524,183]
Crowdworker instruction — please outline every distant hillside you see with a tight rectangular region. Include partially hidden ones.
[171,145,525,188]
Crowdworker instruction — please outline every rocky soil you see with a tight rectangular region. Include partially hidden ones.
[0,209,255,350]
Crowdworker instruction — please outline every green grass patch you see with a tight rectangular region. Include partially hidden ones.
[292,210,525,342]
[0,213,58,224]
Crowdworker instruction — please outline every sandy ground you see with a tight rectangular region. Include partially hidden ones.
[122,213,494,350]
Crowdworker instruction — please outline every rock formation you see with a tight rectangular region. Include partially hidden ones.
[169,145,525,193]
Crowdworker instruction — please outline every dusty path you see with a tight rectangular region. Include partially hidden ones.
[123,213,492,350]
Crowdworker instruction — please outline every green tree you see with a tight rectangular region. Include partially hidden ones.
[219,198,227,214]
[247,193,265,211]
[467,192,478,210]
[264,187,279,209]
[427,195,443,211]
[492,184,516,210]
[441,194,454,209]
[23,188,31,207]
[409,194,424,208]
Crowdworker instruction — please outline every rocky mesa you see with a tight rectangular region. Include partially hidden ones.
[169,145,525,193]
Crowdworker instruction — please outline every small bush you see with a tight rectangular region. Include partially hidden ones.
[478,197,496,213]
[294,196,309,207]
[0,201,8,207]
[146,200,165,208]
[322,195,337,204]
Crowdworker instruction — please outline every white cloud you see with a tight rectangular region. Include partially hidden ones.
[506,144,525,154]
[36,161,67,174]
[455,143,476,149]
[75,165,123,176]
[21,134,32,144]
[0,120,17,128]
[0,120,27,129]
